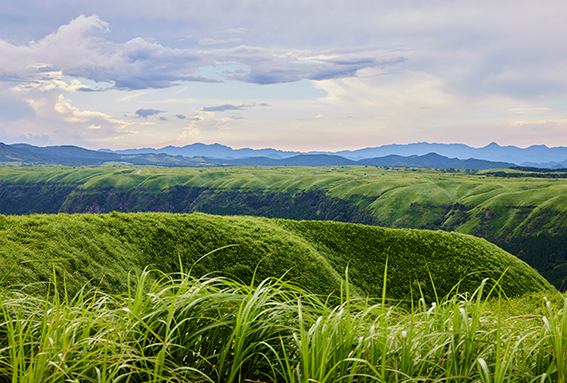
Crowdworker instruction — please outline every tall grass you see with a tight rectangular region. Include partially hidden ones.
[0,270,566,382]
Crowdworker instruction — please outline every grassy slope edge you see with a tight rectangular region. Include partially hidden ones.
[0,212,553,301]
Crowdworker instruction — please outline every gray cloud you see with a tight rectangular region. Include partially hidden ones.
[0,15,401,91]
[159,116,167,121]
[175,114,201,120]
[135,108,164,118]
[1,2,566,102]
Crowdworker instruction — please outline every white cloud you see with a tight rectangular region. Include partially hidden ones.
[54,94,130,127]
[0,15,402,91]
[510,119,567,128]
[314,69,454,120]
[220,28,247,34]
[198,37,242,45]
[178,110,235,142]
[509,107,552,115]
[9,71,87,93]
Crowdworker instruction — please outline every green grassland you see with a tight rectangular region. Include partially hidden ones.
[0,271,564,383]
[2,164,567,243]
[0,237,564,382]
[0,212,552,303]
[1,167,566,381]
[2,165,567,236]
[1,164,567,287]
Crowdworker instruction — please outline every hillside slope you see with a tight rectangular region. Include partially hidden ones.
[0,212,552,302]
[1,165,567,288]
[2,165,567,240]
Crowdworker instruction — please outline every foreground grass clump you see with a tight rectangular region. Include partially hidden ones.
[0,212,553,301]
[0,272,566,383]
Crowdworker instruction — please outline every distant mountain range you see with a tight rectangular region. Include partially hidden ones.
[2,141,567,169]
[223,153,515,169]
[0,142,518,170]
[101,142,567,168]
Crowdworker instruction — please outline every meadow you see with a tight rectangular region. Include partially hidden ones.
[1,164,567,288]
[0,211,564,382]
[1,261,567,382]
[0,212,551,301]
[2,165,567,240]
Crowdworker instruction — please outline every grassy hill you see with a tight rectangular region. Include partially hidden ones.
[1,165,567,288]
[2,165,567,239]
[0,212,552,302]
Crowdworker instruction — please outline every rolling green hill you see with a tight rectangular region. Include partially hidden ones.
[2,165,567,239]
[1,165,567,288]
[0,212,552,302]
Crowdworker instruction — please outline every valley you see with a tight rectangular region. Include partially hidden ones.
[1,164,567,288]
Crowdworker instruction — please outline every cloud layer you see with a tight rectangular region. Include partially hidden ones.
[1,1,567,150]
[0,14,400,91]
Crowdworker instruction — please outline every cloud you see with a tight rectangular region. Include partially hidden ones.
[510,119,567,128]
[55,95,130,127]
[198,37,241,45]
[177,110,237,144]
[509,107,552,115]
[0,15,401,91]
[159,116,167,121]
[175,114,200,120]
[220,28,247,34]
[217,45,406,84]
[201,103,254,112]
[135,108,164,118]
[0,127,53,145]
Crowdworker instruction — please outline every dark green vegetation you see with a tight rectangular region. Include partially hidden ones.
[1,164,567,288]
[497,232,567,290]
[0,212,551,302]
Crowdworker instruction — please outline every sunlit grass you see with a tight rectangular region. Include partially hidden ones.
[0,212,552,301]
[0,269,566,382]
[1,165,566,241]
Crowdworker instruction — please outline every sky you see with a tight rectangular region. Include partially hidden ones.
[1,1,567,151]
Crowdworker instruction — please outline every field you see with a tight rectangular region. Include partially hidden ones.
[1,165,567,288]
[1,270,566,383]
[0,212,551,301]
[0,169,566,381]
[2,165,567,238]
[0,211,564,382]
